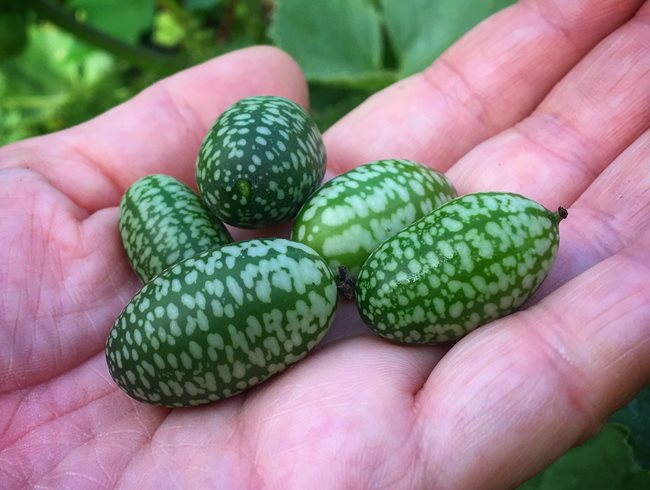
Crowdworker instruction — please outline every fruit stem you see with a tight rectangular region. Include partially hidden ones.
[558,207,568,221]
[335,266,356,301]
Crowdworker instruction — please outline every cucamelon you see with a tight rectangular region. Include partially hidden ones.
[291,159,457,281]
[118,174,233,283]
[356,192,567,344]
[106,238,338,407]
[196,96,326,229]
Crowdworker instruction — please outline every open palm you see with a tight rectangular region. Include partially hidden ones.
[2,1,649,488]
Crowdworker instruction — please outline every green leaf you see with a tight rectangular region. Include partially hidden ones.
[0,23,116,144]
[519,426,650,490]
[153,11,186,47]
[269,0,384,84]
[184,0,222,10]
[610,385,650,470]
[70,0,157,43]
[0,23,111,94]
[379,0,515,77]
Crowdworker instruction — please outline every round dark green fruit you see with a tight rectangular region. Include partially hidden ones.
[119,174,233,284]
[291,159,457,281]
[196,96,326,229]
[356,192,567,344]
[106,238,338,407]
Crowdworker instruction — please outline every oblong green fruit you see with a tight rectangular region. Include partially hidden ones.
[356,192,567,344]
[291,159,457,280]
[106,238,338,407]
[119,174,233,283]
[196,96,326,229]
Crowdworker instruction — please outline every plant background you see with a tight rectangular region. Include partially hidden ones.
[1,1,649,486]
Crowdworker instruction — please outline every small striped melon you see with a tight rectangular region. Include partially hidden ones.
[106,238,338,407]
[118,174,232,283]
[292,159,456,280]
[356,192,567,344]
[196,96,326,229]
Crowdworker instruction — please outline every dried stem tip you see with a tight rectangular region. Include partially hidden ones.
[336,266,356,301]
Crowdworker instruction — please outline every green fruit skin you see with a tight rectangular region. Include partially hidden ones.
[291,159,457,279]
[356,192,565,344]
[119,174,233,284]
[106,238,338,407]
[196,96,326,229]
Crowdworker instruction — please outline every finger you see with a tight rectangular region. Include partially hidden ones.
[222,337,444,489]
[324,0,643,173]
[0,338,442,489]
[0,46,308,213]
[538,128,650,296]
[447,2,650,206]
[0,47,307,392]
[412,231,650,489]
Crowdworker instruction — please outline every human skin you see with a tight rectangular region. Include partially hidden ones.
[1,0,649,488]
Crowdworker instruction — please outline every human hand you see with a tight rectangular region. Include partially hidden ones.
[1,1,649,489]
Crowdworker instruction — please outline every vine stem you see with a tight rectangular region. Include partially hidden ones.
[26,0,188,72]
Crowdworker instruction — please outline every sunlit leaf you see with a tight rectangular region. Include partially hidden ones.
[0,24,115,144]
[153,11,186,47]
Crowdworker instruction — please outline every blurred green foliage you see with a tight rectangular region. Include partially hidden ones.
[0,0,514,144]
[0,0,271,143]
[1,0,649,486]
